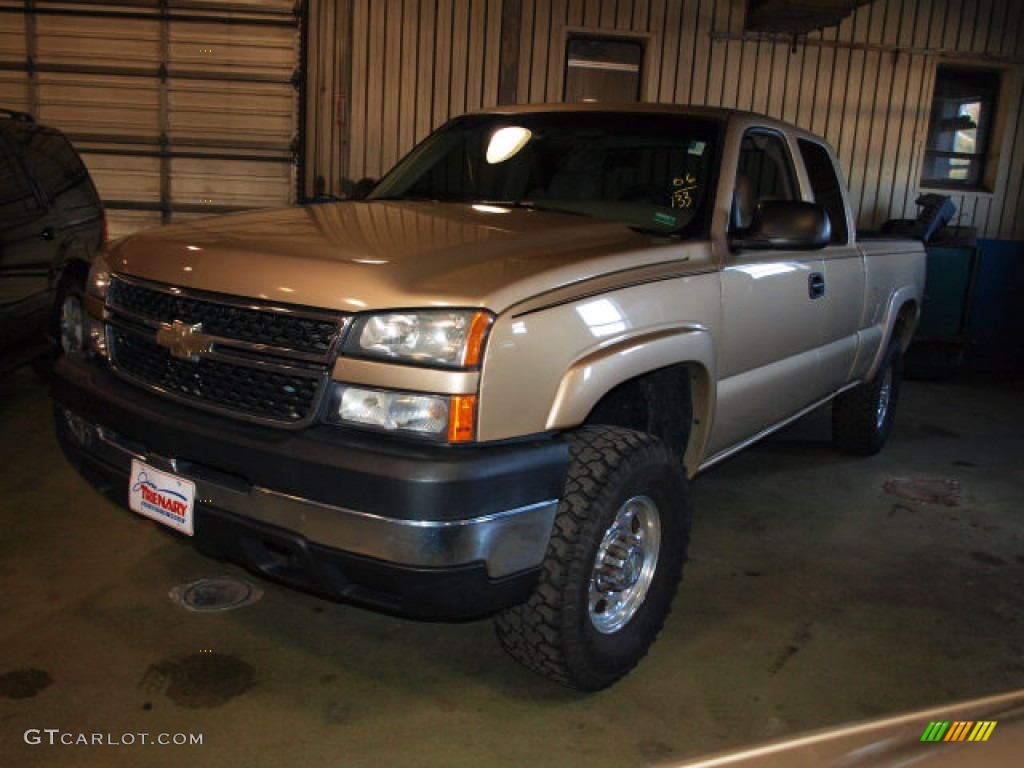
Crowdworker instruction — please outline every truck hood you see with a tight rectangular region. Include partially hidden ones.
[105,201,697,313]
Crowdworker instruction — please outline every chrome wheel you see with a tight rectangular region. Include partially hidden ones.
[589,494,661,634]
[875,366,893,431]
[59,293,85,355]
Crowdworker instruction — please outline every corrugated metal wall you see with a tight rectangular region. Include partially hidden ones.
[307,0,1024,241]
[0,0,301,239]
[307,0,503,195]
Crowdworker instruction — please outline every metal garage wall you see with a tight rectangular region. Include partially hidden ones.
[7,1,1018,240]
[305,0,503,193]
[350,0,503,180]
[0,0,301,239]
[304,0,348,199]
[513,0,1024,240]
[307,0,1022,241]
[0,8,27,106]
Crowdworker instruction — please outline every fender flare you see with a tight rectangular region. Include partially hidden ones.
[545,326,716,476]
[867,283,921,378]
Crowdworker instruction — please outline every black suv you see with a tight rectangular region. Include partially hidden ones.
[0,109,104,362]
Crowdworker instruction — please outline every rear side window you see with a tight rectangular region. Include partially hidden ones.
[798,138,849,245]
[13,125,91,203]
[0,130,43,225]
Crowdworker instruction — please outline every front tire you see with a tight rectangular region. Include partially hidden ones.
[832,339,903,455]
[494,426,691,691]
[31,270,87,377]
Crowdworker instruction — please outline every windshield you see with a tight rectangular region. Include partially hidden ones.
[370,111,720,236]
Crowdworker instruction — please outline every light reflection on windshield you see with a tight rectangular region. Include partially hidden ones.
[486,126,533,164]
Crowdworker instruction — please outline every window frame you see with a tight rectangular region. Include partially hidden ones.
[558,29,656,103]
[563,35,644,103]
[921,65,1003,192]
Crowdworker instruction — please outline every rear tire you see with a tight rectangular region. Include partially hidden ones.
[832,339,903,455]
[494,426,691,691]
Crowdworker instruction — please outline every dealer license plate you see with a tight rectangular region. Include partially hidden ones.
[129,459,196,536]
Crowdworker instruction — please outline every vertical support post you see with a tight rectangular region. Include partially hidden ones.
[158,0,171,224]
[497,0,521,105]
[295,0,308,203]
[25,0,39,116]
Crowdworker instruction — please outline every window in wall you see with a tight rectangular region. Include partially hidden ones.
[564,37,643,103]
[922,66,1000,190]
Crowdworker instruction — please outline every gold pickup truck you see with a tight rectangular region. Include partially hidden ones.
[51,104,925,690]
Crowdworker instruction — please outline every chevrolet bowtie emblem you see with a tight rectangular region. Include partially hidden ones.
[156,320,214,361]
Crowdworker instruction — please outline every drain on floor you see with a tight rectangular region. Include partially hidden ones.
[882,476,961,507]
[169,576,263,612]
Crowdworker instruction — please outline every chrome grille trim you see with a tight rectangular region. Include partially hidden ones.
[105,276,348,427]
[107,274,346,359]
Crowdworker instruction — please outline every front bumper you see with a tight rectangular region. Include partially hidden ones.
[51,356,569,618]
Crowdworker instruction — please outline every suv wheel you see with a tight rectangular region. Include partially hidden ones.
[56,272,87,356]
[494,426,691,691]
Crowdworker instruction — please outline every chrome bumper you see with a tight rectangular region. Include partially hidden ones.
[60,408,558,579]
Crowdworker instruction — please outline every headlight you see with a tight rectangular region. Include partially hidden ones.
[344,310,492,368]
[84,255,110,356]
[86,255,111,299]
[325,384,476,442]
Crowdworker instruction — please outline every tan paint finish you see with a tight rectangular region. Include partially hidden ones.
[477,241,720,447]
[103,201,708,315]
[97,104,925,476]
[332,357,479,396]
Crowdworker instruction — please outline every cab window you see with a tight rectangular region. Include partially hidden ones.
[732,130,798,232]
[798,138,849,245]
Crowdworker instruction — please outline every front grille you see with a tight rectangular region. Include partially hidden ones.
[110,328,322,422]
[108,278,338,356]
[105,277,346,426]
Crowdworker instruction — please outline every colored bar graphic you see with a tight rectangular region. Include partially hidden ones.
[968,721,997,742]
[920,721,949,742]
[944,721,972,741]
[921,720,997,742]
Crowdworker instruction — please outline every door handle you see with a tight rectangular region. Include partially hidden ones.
[808,272,825,298]
[808,272,825,299]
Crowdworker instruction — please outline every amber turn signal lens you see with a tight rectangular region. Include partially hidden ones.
[463,312,493,367]
[447,395,477,442]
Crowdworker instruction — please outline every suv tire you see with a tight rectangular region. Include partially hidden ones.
[832,339,903,455]
[494,426,691,691]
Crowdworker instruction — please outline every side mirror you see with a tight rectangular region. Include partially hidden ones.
[349,177,378,201]
[730,200,831,251]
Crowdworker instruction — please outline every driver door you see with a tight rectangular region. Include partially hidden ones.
[709,129,826,457]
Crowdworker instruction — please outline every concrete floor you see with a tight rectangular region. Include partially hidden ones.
[1,361,1022,767]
